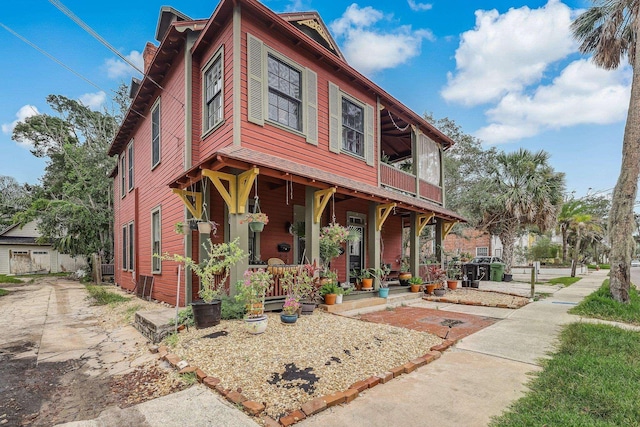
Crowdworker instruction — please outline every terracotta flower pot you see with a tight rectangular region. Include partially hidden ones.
[361,278,374,289]
[425,283,437,294]
[324,293,337,305]
[447,280,458,290]
[410,284,422,293]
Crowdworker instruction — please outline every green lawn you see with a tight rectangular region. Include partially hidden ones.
[569,280,640,325]
[85,284,129,305]
[0,288,8,297]
[491,323,640,426]
[0,274,22,284]
[547,276,581,287]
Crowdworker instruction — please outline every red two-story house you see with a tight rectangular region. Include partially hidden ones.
[108,0,464,306]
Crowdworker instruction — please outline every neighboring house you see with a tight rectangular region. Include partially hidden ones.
[108,0,465,306]
[0,220,88,275]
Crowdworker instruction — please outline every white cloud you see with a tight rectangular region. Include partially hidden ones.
[476,59,631,144]
[330,4,433,75]
[284,0,311,12]
[105,50,144,79]
[78,91,106,110]
[407,0,432,12]
[442,0,576,106]
[2,105,40,148]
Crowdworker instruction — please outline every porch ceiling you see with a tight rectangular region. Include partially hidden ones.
[381,110,412,161]
[167,146,465,222]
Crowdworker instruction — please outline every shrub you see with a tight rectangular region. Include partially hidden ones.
[221,296,246,320]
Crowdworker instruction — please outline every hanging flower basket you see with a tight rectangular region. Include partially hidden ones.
[197,221,215,234]
[249,221,265,232]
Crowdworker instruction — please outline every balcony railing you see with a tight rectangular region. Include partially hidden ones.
[380,163,442,203]
[380,163,416,194]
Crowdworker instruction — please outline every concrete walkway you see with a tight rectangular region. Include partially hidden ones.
[299,270,608,427]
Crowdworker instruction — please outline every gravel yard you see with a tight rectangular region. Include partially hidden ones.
[424,288,530,308]
[167,311,443,420]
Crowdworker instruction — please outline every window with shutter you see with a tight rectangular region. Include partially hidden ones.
[151,208,161,273]
[267,55,302,131]
[328,83,374,163]
[120,155,126,198]
[127,140,134,191]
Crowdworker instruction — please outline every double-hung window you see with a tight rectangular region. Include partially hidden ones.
[151,208,161,273]
[151,100,161,168]
[127,140,134,191]
[341,98,364,157]
[204,55,223,131]
[122,225,128,270]
[267,55,302,131]
[120,155,126,197]
[128,222,135,271]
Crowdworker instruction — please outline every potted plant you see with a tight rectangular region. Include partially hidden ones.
[408,276,423,293]
[425,265,447,296]
[197,220,218,234]
[157,237,246,328]
[446,264,461,290]
[336,284,352,304]
[242,212,269,233]
[280,295,300,324]
[366,266,390,297]
[350,269,365,291]
[319,281,341,305]
[319,222,359,273]
[235,268,274,334]
[398,259,412,285]
[282,264,319,315]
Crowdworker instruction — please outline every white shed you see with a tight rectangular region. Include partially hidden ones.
[0,221,88,275]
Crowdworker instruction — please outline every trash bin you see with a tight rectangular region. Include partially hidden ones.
[463,264,477,281]
[490,262,505,282]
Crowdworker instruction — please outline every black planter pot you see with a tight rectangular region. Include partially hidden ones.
[191,299,221,328]
[471,280,480,288]
[503,273,513,282]
[300,302,316,315]
[461,280,470,287]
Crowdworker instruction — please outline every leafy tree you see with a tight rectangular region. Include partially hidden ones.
[557,199,588,263]
[11,94,120,259]
[530,235,560,261]
[477,149,565,273]
[572,1,640,303]
[0,176,32,229]
[426,114,498,226]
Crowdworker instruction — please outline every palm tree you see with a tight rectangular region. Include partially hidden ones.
[572,1,640,303]
[557,199,588,264]
[480,149,565,273]
[569,213,602,277]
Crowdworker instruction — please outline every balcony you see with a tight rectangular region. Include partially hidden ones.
[380,163,442,204]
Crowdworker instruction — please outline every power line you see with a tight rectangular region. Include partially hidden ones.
[48,0,185,109]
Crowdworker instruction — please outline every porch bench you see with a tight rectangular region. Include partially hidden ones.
[383,279,401,287]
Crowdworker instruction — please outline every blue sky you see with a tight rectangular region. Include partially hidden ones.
[0,0,628,202]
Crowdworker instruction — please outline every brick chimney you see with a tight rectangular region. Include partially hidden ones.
[143,42,158,73]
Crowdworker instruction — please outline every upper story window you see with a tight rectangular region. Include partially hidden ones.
[246,33,318,145]
[267,55,302,131]
[127,140,134,191]
[120,155,126,198]
[151,99,161,168]
[341,97,364,157]
[204,53,223,132]
[476,247,489,257]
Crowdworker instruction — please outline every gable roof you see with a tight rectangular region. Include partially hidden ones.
[278,12,345,61]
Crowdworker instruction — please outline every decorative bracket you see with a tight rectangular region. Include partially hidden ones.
[236,168,259,214]
[416,212,435,237]
[172,189,202,219]
[442,220,457,238]
[376,203,397,231]
[202,169,237,214]
[313,188,336,223]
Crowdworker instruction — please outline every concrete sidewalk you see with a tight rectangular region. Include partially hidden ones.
[299,270,608,427]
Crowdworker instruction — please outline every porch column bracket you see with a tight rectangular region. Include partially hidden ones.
[171,189,202,219]
[416,212,434,237]
[442,220,457,238]
[236,168,259,214]
[202,169,237,214]
[313,188,336,223]
[375,203,397,231]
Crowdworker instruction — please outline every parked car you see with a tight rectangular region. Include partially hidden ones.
[469,256,504,264]
[632,260,640,267]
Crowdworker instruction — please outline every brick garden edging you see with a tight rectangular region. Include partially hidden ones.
[154,338,456,426]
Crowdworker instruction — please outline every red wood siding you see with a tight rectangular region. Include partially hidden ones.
[239,16,378,187]
[380,164,416,194]
[419,179,442,204]
[196,19,235,161]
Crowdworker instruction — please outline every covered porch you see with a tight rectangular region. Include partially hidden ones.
[168,146,464,305]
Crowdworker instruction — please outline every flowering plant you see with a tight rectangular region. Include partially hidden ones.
[242,212,269,224]
[281,264,320,303]
[235,268,274,317]
[282,296,300,315]
[319,223,359,270]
